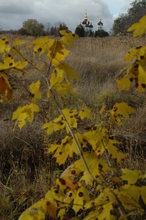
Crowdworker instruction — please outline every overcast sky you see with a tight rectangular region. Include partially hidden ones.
[0,0,134,32]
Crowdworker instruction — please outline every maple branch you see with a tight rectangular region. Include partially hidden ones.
[51,90,95,180]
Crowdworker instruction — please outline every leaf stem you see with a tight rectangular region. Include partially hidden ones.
[110,190,128,220]
[102,139,112,167]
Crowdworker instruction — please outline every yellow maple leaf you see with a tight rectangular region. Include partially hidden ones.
[0,53,28,72]
[65,186,90,213]
[104,137,126,163]
[117,61,146,92]
[47,39,69,66]
[47,143,60,155]
[42,120,65,136]
[60,30,78,47]
[32,37,55,55]
[136,65,146,92]
[0,53,15,71]
[42,115,66,136]
[124,46,146,62]
[116,63,139,91]
[45,186,65,205]
[56,164,80,191]
[42,110,73,135]
[75,131,105,156]
[140,186,146,208]
[78,108,92,120]
[121,169,143,184]
[0,36,10,53]
[62,108,78,129]
[12,103,40,129]
[116,66,131,91]
[54,81,74,96]
[113,102,136,118]
[117,185,142,211]
[74,152,113,184]
[109,102,136,125]
[50,70,63,86]
[52,135,79,165]
[29,80,42,102]
[49,69,75,96]
[56,62,79,81]
[73,186,90,213]
[128,15,146,37]
[18,198,47,220]
[14,60,28,70]
[99,202,116,220]
[57,208,67,220]
[80,126,107,154]
[85,188,116,220]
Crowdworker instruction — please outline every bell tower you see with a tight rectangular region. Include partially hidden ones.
[98,19,103,30]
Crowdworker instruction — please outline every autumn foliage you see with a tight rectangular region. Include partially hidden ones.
[1,17,146,220]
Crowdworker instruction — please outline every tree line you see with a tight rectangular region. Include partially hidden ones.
[0,20,69,37]
[18,20,68,37]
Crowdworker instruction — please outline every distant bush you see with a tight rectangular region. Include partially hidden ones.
[17,28,31,36]
[95,29,109,37]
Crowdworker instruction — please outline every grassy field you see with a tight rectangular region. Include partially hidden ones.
[0,35,146,220]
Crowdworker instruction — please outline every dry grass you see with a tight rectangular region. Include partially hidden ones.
[0,35,146,219]
[67,36,145,105]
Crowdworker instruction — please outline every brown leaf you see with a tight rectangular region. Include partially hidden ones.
[0,73,12,100]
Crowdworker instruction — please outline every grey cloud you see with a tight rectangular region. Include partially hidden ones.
[0,1,33,14]
[0,0,133,31]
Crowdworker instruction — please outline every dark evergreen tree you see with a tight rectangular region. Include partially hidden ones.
[75,24,85,37]
[58,23,68,36]
[49,26,57,36]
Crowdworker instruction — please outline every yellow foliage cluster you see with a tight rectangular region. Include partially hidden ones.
[116,16,146,92]
[0,18,146,220]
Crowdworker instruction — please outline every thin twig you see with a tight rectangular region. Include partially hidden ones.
[0,181,13,192]
[110,190,128,220]
[14,136,34,150]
